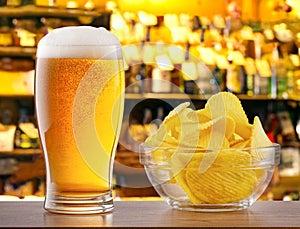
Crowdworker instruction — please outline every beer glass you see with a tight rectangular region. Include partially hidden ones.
[35,26,124,214]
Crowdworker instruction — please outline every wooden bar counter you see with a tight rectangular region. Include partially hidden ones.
[0,200,299,228]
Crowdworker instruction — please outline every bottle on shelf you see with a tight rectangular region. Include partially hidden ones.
[14,108,39,149]
[182,43,199,95]
[244,57,256,96]
[212,65,226,92]
[152,106,164,128]
[12,18,37,47]
[35,0,55,7]
[214,51,229,92]
[254,58,271,96]
[271,44,287,98]
[290,54,300,95]
[0,109,16,152]
[125,64,144,94]
[170,64,184,93]
[151,66,172,93]
[182,60,198,94]
[167,45,185,93]
[224,55,242,94]
[252,36,271,96]
[20,0,35,6]
[151,50,173,93]
[6,0,21,6]
[282,48,295,97]
[0,18,13,47]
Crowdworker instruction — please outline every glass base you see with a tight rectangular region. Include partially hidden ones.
[44,191,114,214]
[166,198,253,212]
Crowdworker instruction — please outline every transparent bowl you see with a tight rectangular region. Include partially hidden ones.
[140,143,281,212]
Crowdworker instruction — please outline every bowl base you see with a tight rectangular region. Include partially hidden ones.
[166,198,253,212]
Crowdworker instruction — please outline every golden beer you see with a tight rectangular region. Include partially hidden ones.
[35,27,124,214]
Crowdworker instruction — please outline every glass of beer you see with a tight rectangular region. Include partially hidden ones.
[35,26,124,214]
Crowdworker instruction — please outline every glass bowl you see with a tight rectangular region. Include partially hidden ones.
[140,143,281,212]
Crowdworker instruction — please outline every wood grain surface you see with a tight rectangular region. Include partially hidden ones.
[0,200,299,228]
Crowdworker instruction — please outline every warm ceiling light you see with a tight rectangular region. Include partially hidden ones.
[117,0,226,16]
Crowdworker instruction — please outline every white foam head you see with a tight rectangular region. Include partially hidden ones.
[36,26,122,59]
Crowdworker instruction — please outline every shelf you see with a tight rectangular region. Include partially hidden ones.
[0,5,107,18]
[125,93,300,102]
[0,94,34,99]
[125,93,205,100]
[0,46,36,58]
[1,92,299,102]
[0,149,42,157]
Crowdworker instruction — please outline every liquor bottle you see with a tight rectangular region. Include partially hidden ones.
[215,53,229,92]
[0,18,13,46]
[167,45,185,93]
[0,109,16,152]
[244,57,256,96]
[225,56,241,94]
[151,67,172,93]
[14,108,39,149]
[251,34,271,96]
[6,0,21,6]
[170,64,184,93]
[212,65,225,91]
[271,44,287,98]
[20,0,35,5]
[151,53,173,93]
[154,106,164,127]
[148,106,164,132]
[125,64,144,94]
[181,42,199,94]
[135,63,147,93]
[239,65,247,94]
[141,43,155,93]
[289,54,300,95]
[255,58,271,96]
[182,60,198,94]
[283,52,295,97]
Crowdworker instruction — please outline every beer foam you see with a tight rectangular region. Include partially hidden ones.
[37,26,122,59]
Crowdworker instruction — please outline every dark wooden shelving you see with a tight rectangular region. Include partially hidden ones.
[0,46,36,58]
[125,93,300,102]
[0,149,42,157]
[0,4,107,18]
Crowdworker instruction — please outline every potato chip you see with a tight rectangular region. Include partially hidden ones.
[174,150,257,204]
[196,108,212,123]
[230,138,251,148]
[174,170,201,203]
[211,116,235,140]
[196,116,233,173]
[145,125,179,147]
[185,169,257,204]
[251,116,272,160]
[163,102,190,125]
[205,92,252,139]
[165,103,200,145]
[146,102,202,148]
[251,116,272,147]
[171,150,196,176]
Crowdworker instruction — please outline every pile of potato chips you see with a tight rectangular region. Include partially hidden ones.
[145,92,273,204]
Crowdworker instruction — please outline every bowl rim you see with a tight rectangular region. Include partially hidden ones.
[140,142,281,153]
[139,143,281,167]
